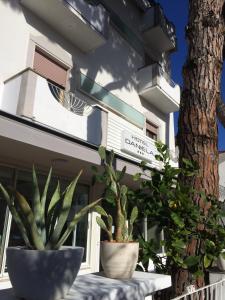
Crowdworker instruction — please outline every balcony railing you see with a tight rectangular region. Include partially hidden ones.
[137,63,180,113]
[171,278,225,300]
[0,69,107,146]
[142,4,177,53]
[48,81,93,116]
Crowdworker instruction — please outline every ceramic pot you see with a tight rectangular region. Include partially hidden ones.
[100,241,139,279]
[7,246,84,300]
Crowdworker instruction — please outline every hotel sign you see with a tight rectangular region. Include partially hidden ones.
[121,131,157,163]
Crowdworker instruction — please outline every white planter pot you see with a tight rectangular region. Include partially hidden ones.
[100,241,139,279]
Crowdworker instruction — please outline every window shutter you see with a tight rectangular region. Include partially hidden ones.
[33,49,68,88]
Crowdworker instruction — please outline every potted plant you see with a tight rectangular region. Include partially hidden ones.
[0,167,101,300]
[93,146,139,279]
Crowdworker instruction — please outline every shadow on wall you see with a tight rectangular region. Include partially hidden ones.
[21,1,143,101]
[1,0,21,11]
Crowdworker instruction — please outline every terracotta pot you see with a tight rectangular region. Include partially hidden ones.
[7,246,84,300]
[100,241,139,279]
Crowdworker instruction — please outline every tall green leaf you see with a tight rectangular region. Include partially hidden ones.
[54,198,102,249]
[46,181,61,239]
[32,166,43,235]
[0,184,32,248]
[15,191,44,250]
[46,170,82,249]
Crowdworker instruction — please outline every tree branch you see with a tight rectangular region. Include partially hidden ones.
[217,96,225,128]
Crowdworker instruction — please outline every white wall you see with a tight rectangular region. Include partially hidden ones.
[0,0,174,149]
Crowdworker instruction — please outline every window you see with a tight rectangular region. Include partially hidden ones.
[33,48,68,88]
[146,121,158,140]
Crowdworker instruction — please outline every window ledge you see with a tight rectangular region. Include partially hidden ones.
[0,271,171,299]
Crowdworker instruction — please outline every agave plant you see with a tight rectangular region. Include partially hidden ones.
[0,167,101,250]
[93,146,138,242]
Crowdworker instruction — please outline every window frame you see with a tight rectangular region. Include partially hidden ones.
[145,120,158,141]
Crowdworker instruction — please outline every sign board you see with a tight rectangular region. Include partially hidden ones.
[121,131,157,163]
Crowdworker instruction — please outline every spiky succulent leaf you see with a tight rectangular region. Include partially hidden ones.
[46,170,82,249]
[0,184,32,248]
[46,181,61,238]
[32,166,43,235]
[54,198,102,249]
[47,181,61,217]
[40,168,52,243]
[41,168,52,208]
[15,191,44,250]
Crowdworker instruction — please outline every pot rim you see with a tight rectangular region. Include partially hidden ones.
[100,241,139,244]
[7,246,84,252]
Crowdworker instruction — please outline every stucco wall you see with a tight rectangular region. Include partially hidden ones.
[0,0,174,150]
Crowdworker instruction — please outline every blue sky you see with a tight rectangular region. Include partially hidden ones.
[157,0,225,151]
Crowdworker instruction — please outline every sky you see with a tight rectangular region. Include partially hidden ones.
[157,0,225,151]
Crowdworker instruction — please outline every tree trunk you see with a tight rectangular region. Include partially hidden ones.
[177,0,225,296]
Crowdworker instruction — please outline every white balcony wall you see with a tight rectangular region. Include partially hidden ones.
[33,76,102,145]
[0,77,22,115]
[65,0,108,37]
[138,64,180,113]
[21,0,109,52]
[1,71,104,146]
[157,76,180,104]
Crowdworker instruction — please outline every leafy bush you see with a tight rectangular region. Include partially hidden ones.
[133,141,225,278]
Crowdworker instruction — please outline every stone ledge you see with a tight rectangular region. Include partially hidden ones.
[0,271,171,300]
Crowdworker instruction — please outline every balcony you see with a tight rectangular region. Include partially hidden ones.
[0,69,107,146]
[142,4,177,53]
[20,0,109,52]
[137,63,180,113]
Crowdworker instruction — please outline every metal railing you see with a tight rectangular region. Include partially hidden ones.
[158,65,177,88]
[48,81,94,117]
[171,279,225,300]
[154,4,176,47]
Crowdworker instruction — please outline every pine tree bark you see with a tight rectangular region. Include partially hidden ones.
[176,0,225,296]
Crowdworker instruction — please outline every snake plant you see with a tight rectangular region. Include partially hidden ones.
[0,167,101,250]
[93,146,138,242]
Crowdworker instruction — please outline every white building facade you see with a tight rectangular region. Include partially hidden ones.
[0,0,180,278]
